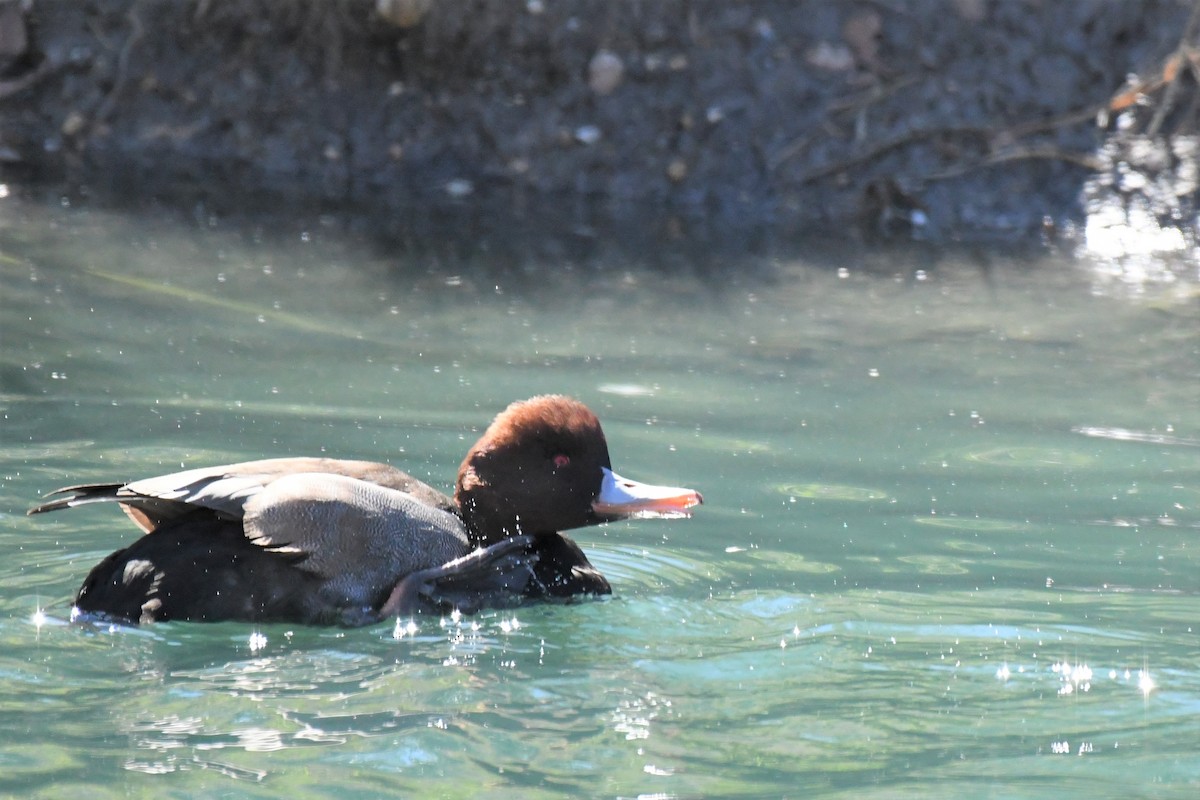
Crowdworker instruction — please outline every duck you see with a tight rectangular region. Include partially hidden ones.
[27,395,702,626]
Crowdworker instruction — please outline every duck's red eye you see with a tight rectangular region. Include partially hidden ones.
[552,454,570,469]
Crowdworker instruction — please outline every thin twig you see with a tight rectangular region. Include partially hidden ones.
[795,125,990,184]
[0,59,59,101]
[826,74,920,114]
[1004,104,1105,140]
[926,146,1104,182]
[93,3,145,124]
[793,99,1108,184]
[1147,0,1200,136]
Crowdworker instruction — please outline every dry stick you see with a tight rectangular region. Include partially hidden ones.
[796,98,1111,185]
[93,5,145,125]
[770,75,919,171]
[926,146,1104,182]
[826,74,921,115]
[1003,105,1102,141]
[789,3,1200,188]
[1147,0,1200,136]
[794,125,991,184]
[926,104,1110,181]
[0,59,58,101]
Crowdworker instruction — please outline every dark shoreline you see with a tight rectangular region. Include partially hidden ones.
[2,1,1196,251]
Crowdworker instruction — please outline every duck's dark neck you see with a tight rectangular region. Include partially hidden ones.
[457,498,530,547]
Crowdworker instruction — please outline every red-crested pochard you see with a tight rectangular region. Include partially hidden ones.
[28,395,702,625]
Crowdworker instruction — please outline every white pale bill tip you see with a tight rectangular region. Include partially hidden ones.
[592,467,703,518]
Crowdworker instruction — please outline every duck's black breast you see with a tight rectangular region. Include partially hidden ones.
[382,531,611,616]
[524,532,611,598]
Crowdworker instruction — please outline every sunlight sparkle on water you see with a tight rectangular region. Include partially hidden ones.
[393,618,419,639]
[1085,202,1189,267]
[247,631,268,652]
[597,383,656,397]
[1053,660,1093,695]
[1081,133,1199,291]
[1138,669,1155,698]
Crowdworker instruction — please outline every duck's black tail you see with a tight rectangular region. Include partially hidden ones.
[27,483,125,515]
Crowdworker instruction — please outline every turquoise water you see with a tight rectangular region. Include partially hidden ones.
[2,196,1198,798]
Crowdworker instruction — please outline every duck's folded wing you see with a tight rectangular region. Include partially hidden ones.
[28,457,455,533]
[225,457,456,514]
[242,473,471,599]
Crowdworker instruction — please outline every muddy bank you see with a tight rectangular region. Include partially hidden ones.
[2,0,1198,253]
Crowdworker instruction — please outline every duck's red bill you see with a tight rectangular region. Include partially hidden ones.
[591,468,703,519]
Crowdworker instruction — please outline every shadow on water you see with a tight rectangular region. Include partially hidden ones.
[13,181,1091,296]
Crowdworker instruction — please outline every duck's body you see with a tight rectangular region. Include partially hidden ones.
[29,396,701,626]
